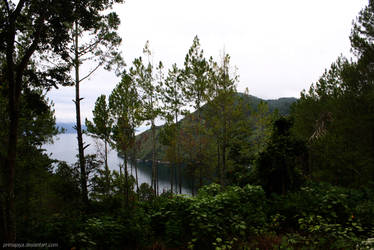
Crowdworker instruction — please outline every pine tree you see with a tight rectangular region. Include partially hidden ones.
[183,36,213,189]
[160,64,186,193]
[205,53,239,186]
[131,41,162,195]
[67,0,124,207]
[109,73,141,206]
[85,95,113,198]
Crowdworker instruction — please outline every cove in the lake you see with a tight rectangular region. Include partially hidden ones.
[43,133,192,194]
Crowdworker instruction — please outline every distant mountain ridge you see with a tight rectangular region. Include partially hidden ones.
[239,94,297,115]
[56,122,86,134]
[56,122,148,135]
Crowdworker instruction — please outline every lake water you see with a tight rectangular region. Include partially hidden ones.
[43,133,192,194]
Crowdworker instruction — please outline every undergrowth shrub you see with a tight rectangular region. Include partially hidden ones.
[267,182,374,248]
[151,183,266,249]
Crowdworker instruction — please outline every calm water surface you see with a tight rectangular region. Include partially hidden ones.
[43,133,192,194]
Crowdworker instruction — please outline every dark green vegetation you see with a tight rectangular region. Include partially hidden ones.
[1,0,374,249]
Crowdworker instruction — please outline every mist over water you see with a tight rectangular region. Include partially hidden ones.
[43,133,192,194]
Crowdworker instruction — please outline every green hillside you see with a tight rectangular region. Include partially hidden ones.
[135,93,297,160]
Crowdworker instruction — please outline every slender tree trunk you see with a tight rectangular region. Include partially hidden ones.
[119,164,125,208]
[170,164,174,194]
[124,152,129,207]
[197,101,203,189]
[74,21,88,208]
[191,166,195,196]
[222,102,227,187]
[178,163,182,194]
[171,110,182,193]
[104,140,110,197]
[151,120,158,195]
[188,119,195,196]
[170,139,174,194]
[176,112,182,194]
[199,163,202,187]
[133,143,139,192]
[222,130,226,187]
[217,143,223,186]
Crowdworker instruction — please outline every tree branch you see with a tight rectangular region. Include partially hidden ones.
[15,16,44,93]
[79,62,103,83]
[11,0,26,20]
[79,38,103,57]
[3,0,10,13]
[15,40,26,50]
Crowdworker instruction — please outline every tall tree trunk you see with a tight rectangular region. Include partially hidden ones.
[4,2,42,240]
[199,163,202,188]
[4,15,20,242]
[178,164,182,194]
[222,103,227,187]
[151,120,158,195]
[197,103,203,189]
[5,94,18,243]
[170,164,174,194]
[217,143,223,186]
[74,21,88,208]
[119,164,125,208]
[176,112,182,194]
[133,143,139,192]
[124,152,129,207]
[135,161,139,192]
[104,140,110,197]
[222,134,226,187]
[191,166,195,196]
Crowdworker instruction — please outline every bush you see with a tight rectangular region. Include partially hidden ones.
[150,184,267,249]
[266,182,374,248]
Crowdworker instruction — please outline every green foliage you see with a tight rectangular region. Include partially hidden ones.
[256,117,307,195]
[183,36,212,110]
[138,182,155,202]
[251,101,275,154]
[70,216,126,249]
[292,2,374,188]
[265,182,374,249]
[85,95,113,142]
[151,184,267,249]
[109,73,142,151]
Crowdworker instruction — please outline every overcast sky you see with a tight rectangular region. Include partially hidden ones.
[49,0,368,123]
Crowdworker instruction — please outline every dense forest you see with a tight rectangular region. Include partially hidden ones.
[1,0,374,249]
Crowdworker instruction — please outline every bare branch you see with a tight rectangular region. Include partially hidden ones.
[79,62,103,83]
[79,38,103,56]
[15,40,26,50]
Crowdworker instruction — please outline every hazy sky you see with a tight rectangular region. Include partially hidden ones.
[49,0,368,123]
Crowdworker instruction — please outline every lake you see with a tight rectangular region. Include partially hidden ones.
[43,133,192,194]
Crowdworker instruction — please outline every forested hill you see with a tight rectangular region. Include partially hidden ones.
[238,93,297,115]
[135,93,297,160]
